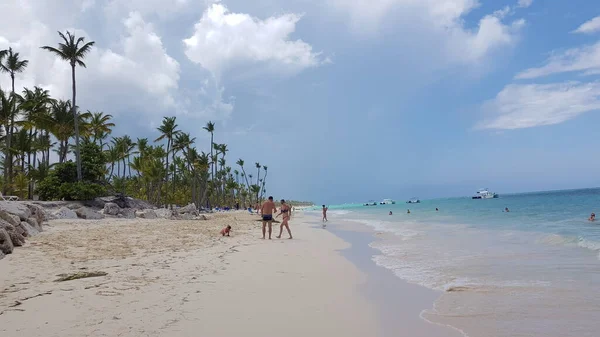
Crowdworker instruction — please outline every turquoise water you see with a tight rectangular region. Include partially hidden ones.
[310,188,600,337]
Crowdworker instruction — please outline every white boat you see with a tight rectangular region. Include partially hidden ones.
[380,199,396,205]
[406,197,420,204]
[472,188,498,199]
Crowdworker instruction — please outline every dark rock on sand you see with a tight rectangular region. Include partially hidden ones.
[0,228,14,254]
[103,202,121,216]
[0,210,21,227]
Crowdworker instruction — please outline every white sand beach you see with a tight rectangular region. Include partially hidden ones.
[1,212,382,337]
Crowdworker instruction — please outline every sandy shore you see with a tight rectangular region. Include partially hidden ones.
[0,212,379,337]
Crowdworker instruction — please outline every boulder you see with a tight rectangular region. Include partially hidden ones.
[26,218,43,233]
[0,228,14,254]
[0,220,15,232]
[88,195,154,210]
[0,201,32,220]
[155,208,173,219]
[0,210,21,227]
[103,202,121,216]
[75,207,105,220]
[54,207,78,219]
[0,251,4,260]
[137,209,157,219]
[19,221,39,237]
[119,208,136,219]
[26,204,48,224]
[14,223,26,236]
[177,203,198,215]
[8,230,25,247]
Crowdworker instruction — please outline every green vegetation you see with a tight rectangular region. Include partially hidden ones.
[0,31,270,207]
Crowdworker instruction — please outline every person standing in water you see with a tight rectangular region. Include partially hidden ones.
[589,213,596,221]
[276,199,293,239]
[261,196,277,239]
[322,205,328,222]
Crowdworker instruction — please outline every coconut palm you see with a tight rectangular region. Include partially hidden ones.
[0,47,29,187]
[203,121,215,183]
[88,111,115,150]
[41,31,95,181]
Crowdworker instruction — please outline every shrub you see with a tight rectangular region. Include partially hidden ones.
[35,142,108,201]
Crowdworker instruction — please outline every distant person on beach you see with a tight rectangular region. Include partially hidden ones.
[322,205,328,222]
[407,209,410,214]
[276,199,293,239]
[589,213,596,221]
[220,225,232,236]
[261,196,277,239]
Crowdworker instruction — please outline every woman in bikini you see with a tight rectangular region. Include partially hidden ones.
[276,199,293,239]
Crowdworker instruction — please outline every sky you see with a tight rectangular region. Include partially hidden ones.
[1,0,600,204]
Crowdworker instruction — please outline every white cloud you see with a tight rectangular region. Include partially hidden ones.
[517,0,533,8]
[477,82,600,130]
[183,3,327,78]
[573,16,600,34]
[327,0,524,64]
[515,42,600,79]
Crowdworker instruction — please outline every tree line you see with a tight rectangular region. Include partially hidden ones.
[0,31,270,208]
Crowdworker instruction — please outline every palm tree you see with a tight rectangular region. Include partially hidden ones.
[41,31,95,181]
[203,121,215,187]
[0,89,17,193]
[260,165,268,201]
[255,162,262,202]
[154,117,179,205]
[0,47,29,188]
[88,111,115,150]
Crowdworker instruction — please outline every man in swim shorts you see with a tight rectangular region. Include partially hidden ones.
[261,196,277,239]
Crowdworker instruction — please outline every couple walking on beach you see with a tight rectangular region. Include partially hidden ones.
[261,196,293,240]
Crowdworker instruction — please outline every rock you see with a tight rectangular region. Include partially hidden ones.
[8,230,25,247]
[14,223,26,236]
[75,207,105,220]
[154,208,173,219]
[0,228,14,254]
[26,218,43,232]
[54,207,78,219]
[178,213,194,220]
[119,208,136,219]
[0,251,4,260]
[0,210,21,227]
[26,204,48,224]
[20,221,39,237]
[0,201,32,220]
[103,202,121,216]
[137,209,157,219]
[88,195,154,210]
[177,203,198,215]
[0,220,15,232]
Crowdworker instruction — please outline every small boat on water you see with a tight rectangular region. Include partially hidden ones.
[363,200,377,206]
[406,197,420,204]
[380,199,396,205]
[472,188,498,199]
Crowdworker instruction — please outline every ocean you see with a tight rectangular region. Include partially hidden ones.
[311,188,600,337]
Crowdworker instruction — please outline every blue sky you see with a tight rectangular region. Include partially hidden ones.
[2,0,600,203]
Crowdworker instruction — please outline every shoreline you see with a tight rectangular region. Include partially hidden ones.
[309,216,463,337]
[1,211,380,336]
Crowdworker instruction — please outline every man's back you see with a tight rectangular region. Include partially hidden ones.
[262,201,276,215]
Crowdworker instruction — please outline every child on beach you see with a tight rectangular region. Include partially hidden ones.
[220,225,232,236]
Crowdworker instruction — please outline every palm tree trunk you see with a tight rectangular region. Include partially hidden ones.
[7,74,16,192]
[71,64,82,181]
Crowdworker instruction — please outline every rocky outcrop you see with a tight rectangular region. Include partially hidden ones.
[137,209,157,219]
[0,202,48,258]
[86,195,154,210]
[103,202,120,216]
[53,207,78,219]
[75,207,105,220]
